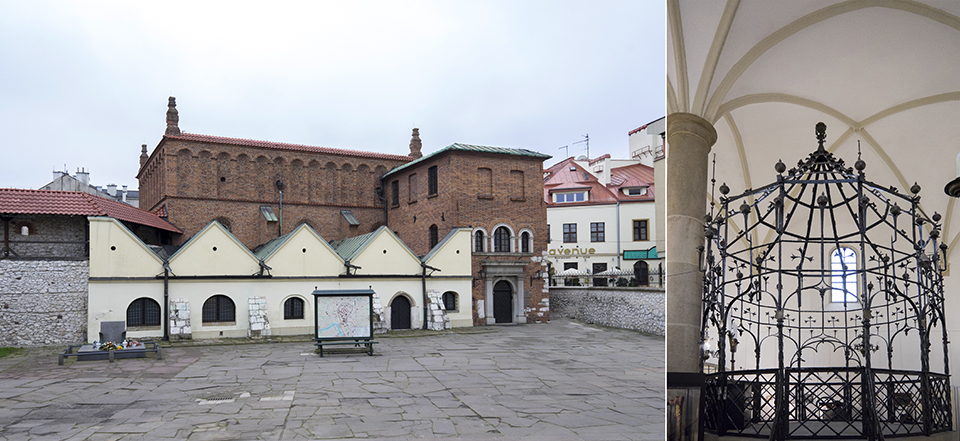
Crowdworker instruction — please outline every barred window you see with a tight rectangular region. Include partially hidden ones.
[202,295,235,323]
[442,292,457,311]
[494,227,511,252]
[428,166,438,196]
[284,297,305,320]
[831,247,858,303]
[127,297,161,327]
[429,224,439,248]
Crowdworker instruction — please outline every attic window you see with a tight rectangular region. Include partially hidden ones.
[341,210,360,226]
[626,187,648,196]
[569,167,576,171]
[582,172,589,180]
[555,192,587,203]
[260,206,278,222]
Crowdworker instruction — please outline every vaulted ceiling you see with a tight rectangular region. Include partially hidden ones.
[668,0,960,258]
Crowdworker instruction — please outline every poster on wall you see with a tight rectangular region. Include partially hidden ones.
[312,289,374,340]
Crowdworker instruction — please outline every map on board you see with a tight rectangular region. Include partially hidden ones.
[315,295,371,338]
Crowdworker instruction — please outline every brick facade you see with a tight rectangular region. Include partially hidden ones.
[138,135,410,248]
[383,147,550,325]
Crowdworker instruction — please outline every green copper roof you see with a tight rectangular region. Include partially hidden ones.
[330,229,379,261]
[383,143,551,177]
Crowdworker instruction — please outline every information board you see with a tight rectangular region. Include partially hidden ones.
[313,289,374,340]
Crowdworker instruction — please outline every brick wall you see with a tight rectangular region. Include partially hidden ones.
[385,150,549,325]
[138,137,409,248]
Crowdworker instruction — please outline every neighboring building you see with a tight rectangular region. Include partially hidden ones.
[382,143,552,326]
[0,188,179,346]
[136,97,413,249]
[543,123,662,287]
[40,168,140,207]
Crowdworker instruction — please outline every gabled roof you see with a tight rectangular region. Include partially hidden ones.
[0,188,181,233]
[164,132,414,162]
[542,158,655,206]
[252,230,296,260]
[383,143,551,178]
[331,230,379,261]
[421,228,462,262]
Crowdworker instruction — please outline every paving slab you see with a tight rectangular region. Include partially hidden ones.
[0,318,663,440]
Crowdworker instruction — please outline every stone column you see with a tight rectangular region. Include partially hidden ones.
[666,113,717,373]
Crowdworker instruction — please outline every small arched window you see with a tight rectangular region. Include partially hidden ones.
[442,292,457,311]
[284,297,304,320]
[429,224,439,248]
[494,227,511,253]
[127,297,161,327]
[20,225,29,236]
[475,230,485,252]
[831,247,858,303]
[202,295,236,323]
[521,232,530,253]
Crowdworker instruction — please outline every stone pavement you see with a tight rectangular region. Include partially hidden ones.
[0,318,664,440]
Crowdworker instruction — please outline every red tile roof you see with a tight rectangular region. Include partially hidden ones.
[166,133,415,162]
[543,158,655,205]
[0,189,181,233]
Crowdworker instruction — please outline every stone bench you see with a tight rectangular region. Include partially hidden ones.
[314,339,378,357]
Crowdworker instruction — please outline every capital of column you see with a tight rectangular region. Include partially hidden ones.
[666,112,717,149]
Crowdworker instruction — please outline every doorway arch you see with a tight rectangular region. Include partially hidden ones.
[493,280,513,324]
[390,295,411,330]
[634,261,649,286]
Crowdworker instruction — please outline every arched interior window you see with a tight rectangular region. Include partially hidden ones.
[831,247,858,302]
[521,232,530,253]
[475,231,485,252]
[127,297,161,327]
[284,297,304,320]
[442,292,457,311]
[202,295,236,323]
[494,227,511,252]
[429,224,439,248]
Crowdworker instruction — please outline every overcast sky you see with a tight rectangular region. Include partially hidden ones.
[0,1,665,191]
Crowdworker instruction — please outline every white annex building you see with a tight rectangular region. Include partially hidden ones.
[543,120,664,286]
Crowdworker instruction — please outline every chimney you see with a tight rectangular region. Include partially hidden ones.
[165,96,181,136]
[409,128,422,159]
[122,185,128,202]
[140,144,148,168]
[76,168,90,186]
[53,170,62,182]
[107,184,117,197]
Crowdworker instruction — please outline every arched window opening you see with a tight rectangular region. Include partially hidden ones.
[494,227,511,252]
[127,297,161,327]
[475,230,485,252]
[20,225,29,236]
[831,247,858,303]
[521,232,530,253]
[429,224,439,248]
[442,292,457,311]
[284,297,305,320]
[202,295,236,323]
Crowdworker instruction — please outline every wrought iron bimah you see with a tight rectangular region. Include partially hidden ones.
[699,123,952,439]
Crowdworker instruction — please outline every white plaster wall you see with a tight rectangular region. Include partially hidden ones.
[546,201,659,272]
[88,280,164,342]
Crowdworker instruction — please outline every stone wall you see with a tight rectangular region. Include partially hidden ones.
[549,287,664,336]
[0,260,89,346]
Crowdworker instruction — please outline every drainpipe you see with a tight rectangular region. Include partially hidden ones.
[616,200,621,269]
[276,181,284,237]
[162,261,171,341]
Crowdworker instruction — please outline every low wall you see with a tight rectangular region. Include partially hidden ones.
[0,260,89,346]
[549,287,664,336]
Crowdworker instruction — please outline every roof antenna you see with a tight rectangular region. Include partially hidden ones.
[572,134,589,159]
[558,145,569,158]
